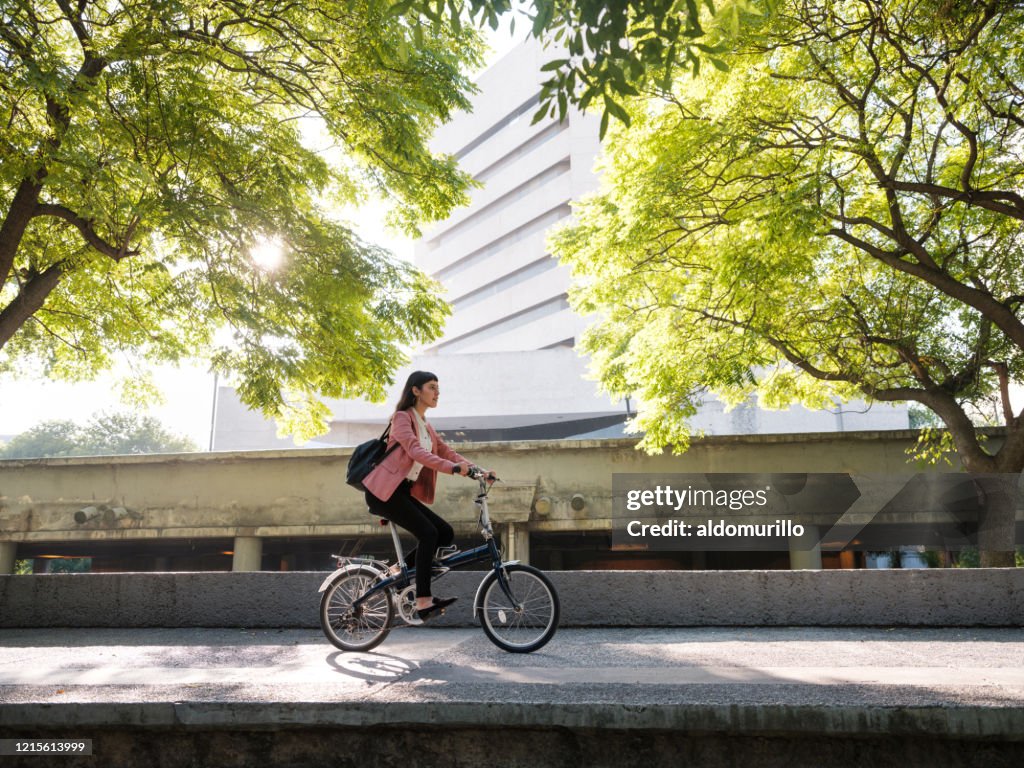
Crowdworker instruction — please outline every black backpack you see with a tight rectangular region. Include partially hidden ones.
[346,423,400,492]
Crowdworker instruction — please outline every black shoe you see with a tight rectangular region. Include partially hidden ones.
[416,596,457,622]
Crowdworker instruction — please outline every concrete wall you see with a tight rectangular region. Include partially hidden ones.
[2,569,1021,628]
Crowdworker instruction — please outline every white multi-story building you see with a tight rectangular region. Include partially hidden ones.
[212,38,908,450]
[416,40,600,354]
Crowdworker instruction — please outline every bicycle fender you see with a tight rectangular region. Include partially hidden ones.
[317,567,347,593]
[317,563,381,593]
[472,560,521,618]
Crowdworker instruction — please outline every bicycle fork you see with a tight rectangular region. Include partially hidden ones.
[472,547,523,619]
[496,566,523,605]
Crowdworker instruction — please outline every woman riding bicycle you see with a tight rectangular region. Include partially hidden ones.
[362,370,492,622]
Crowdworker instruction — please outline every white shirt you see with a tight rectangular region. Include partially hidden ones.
[405,410,434,482]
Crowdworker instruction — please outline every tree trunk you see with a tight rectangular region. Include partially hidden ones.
[948,420,1021,566]
[0,262,65,348]
[0,176,45,288]
[972,473,1019,567]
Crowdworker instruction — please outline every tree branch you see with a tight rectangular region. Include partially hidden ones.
[888,180,1024,221]
[54,0,92,53]
[35,204,137,261]
[990,360,1017,428]
[827,227,1024,351]
[0,262,66,348]
[876,2,997,195]
[692,302,996,470]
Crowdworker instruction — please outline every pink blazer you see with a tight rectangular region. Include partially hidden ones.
[362,409,469,505]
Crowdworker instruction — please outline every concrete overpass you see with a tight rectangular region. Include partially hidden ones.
[1,429,1021,574]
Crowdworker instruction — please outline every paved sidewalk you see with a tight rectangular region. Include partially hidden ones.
[1,626,1023,720]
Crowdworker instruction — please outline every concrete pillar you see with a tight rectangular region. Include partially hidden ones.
[0,541,17,575]
[232,537,263,572]
[503,523,530,565]
[789,525,822,570]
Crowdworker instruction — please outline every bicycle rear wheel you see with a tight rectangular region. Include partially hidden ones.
[478,564,559,653]
[319,567,394,652]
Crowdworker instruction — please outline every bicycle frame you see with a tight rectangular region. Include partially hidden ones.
[341,473,521,614]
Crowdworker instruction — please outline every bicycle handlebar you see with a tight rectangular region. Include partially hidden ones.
[467,466,498,482]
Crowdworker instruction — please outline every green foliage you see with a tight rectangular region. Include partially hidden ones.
[1,420,80,459]
[953,547,981,568]
[959,547,1024,568]
[10,557,91,573]
[1,1,484,438]
[908,405,942,430]
[0,412,196,458]
[400,0,772,136]
[44,557,91,573]
[922,550,943,569]
[550,0,1024,473]
[907,428,958,468]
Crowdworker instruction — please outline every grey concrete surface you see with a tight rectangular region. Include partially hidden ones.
[1,627,1022,767]
[3,569,1023,628]
[1,626,1023,724]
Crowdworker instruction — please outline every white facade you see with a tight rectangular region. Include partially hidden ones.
[416,39,601,353]
[210,349,910,451]
[211,348,628,451]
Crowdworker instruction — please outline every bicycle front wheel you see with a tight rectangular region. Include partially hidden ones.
[478,564,559,653]
[319,567,394,652]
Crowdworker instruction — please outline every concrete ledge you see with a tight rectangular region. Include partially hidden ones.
[3,700,1023,738]
[2,723,1021,768]
[2,569,1022,628]
[2,702,1023,768]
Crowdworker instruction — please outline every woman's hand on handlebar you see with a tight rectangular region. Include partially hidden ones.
[458,464,498,482]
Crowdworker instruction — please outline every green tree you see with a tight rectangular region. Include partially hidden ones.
[80,411,195,454]
[402,1,773,136]
[0,419,80,458]
[551,0,1024,565]
[0,411,195,458]
[1,1,483,437]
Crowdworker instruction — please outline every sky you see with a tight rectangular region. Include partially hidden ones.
[0,16,531,448]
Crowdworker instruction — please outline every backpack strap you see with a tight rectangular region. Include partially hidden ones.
[379,419,399,460]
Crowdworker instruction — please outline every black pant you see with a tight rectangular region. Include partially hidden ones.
[365,480,454,598]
